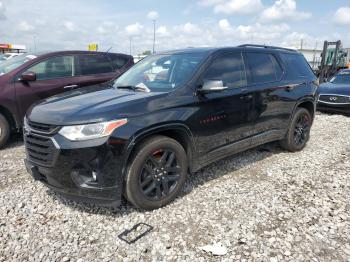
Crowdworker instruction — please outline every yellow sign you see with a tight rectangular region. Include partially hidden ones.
[88,43,98,51]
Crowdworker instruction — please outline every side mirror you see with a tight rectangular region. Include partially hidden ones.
[20,71,36,82]
[199,79,227,94]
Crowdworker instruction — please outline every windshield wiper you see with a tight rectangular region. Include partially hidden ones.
[116,85,150,92]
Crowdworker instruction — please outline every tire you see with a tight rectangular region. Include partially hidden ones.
[125,135,188,210]
[280,108,312,152]
[0,114,10,149]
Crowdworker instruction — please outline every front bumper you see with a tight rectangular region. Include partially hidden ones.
[24,132,128,207]
[317,102,350,115]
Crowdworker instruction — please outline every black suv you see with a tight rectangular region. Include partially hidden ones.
[24,45,318,210]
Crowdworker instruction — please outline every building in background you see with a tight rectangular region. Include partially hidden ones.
[0,43,26,54]
[298,48,323,70]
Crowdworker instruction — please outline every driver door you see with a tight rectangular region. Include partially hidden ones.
[15,55,78,119]
[189,51,255,165]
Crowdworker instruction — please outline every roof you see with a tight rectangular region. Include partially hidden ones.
[157,45,300,56]
[30,50,132,57]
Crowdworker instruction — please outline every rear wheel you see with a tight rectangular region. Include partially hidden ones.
[280,108,312,152]
[125,136,188,210]
[0,114,10,149]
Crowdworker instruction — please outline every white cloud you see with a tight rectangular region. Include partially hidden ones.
[260,0,311,22]
[334,7,350,25]
[125,22,143,36]
[18,21,34,31]
[63,21,75,31]
[182,22,202,35]
[199,0,263,15]
[218,19,231,31]
[147,10,159,20]
[156,26,169,37]
[0,1,6,20]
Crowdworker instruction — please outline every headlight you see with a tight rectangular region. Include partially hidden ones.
[59,119,127,141]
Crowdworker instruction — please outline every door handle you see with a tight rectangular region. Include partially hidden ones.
[240,94,253,102]
[64,84,78,90]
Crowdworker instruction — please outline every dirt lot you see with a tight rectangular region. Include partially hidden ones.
[0,112,349,261]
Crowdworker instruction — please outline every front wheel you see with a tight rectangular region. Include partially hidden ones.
[125,136,188,210]
[280,108,312,152]
[0,114,10,149]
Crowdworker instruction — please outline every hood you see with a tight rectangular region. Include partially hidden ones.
[318,82,350,96]
[27,84,167,125]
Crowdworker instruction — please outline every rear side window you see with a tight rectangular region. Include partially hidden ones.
[279,53,315,80]
[244,53,282,84]
[28,56,73,80]
[77,54,113,75]
[203,52,247,88]
[109,54,129,69]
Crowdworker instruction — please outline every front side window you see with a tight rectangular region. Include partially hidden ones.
[203,52,247,88]
[245,53,281,84]
[77,54,113,75]
[114,53,206,92]
[28,56,73,80]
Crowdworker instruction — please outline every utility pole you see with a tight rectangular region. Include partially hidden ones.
[300,39,304,50]
[152,19,156,54]
[129,37,132,55]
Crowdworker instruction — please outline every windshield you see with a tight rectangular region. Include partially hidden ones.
[113,53,206,92]
[0,54,37,75]
[330,72,350,84]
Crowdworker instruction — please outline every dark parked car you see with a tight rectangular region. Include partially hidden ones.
[317,69,350,114]
[0,51,134,147]
[24,45,318,210]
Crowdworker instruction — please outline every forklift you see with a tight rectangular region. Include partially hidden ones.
[317,40,348,83]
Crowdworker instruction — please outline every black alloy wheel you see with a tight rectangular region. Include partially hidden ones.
[139,149,181,200]
[293,113,311,146]
[280,107,312,152]
[125,136,188,210]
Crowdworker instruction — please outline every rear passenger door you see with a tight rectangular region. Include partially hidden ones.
[74,54,116,87]
[243,52,294,143]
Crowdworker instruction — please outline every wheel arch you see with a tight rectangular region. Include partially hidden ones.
[295,98,316,122]
[0,105,17,130]
[123,123,196,177]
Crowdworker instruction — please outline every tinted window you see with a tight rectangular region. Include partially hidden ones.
[28,56,73,80]
[109,54,129,69]
[245,53,281,84]
[280,53,315,80]
[203,52,247,88]
[78,54,113,75]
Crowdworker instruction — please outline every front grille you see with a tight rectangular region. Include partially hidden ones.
[319,95,350,104]
[27,120,60,135]
[25,133,57,167]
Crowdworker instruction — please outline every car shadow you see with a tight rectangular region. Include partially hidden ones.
[2,133,24,149]
[47,141,284,217]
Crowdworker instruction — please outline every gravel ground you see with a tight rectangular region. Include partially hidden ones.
[0,112,350,261]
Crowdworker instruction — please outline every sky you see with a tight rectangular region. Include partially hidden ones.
[1,0,350,55]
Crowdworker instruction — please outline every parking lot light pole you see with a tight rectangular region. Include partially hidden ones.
[152,19,156,54]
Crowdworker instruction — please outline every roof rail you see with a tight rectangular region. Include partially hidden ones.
[238,44,298,53]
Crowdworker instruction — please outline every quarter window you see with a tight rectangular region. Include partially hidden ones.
[280,53,315,80]
[109,54,129,69]
[203,53,247,88]
[245,53,281,84]
[77,54,113,75]
[28,56,74,80]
